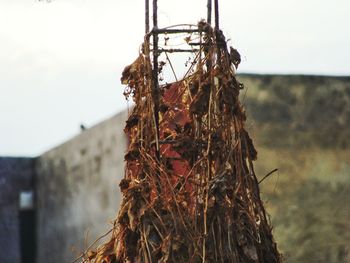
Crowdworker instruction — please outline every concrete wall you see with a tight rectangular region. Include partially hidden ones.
[238,74,350,148]
[35,111,128,263]
[0,157,35,263]
[237,74,350,262]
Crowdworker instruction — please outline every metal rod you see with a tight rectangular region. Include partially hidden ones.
[154,28,201,34]
[214,0,221,65]
[207,0,212,25]
[152,0,161,161]
[153,0,158,28]
[145,0,150,33]
[158,48,200,53]
[214,0,219,29]
[188,42,211,46]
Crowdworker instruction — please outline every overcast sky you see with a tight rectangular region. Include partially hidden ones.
[0,0,349,156]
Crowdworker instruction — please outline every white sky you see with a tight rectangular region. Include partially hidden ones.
[0,0,349,156]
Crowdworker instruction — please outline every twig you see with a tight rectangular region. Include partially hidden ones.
[71,227,116,263]
[164,51,178,81]
[258,168,279,184]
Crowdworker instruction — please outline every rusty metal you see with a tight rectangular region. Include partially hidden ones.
[214,0,219,29]
[158,48,200,53]
[145,0,150,33]
[152,0,161,161]
[188,42,211,46]
[207,0,212,25]
[153,28,201,34]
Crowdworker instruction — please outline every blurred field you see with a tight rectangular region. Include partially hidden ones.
[238,74,350,262]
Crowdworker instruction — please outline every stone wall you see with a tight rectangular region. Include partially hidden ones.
[35,110,128,263]
[238,74,350,148]
[237,74,350,262]
[0,157,35,263]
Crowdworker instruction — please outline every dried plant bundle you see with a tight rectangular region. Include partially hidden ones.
[84,21,281,263]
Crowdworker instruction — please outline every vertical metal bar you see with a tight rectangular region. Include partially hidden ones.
[207,0,212,25]
[152,0,161,161]
[214,0,219,29]
[145,0,150,33]
[153,0,158,28]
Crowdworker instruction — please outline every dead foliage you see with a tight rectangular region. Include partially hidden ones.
[82,22,281,263]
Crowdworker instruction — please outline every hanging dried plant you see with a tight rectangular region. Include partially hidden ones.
[82,21,281,263]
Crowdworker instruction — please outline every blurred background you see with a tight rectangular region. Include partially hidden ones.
[0,0,349,262]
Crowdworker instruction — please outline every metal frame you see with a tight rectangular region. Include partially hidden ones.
[145,0,219,33]
[144,0,220,159]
